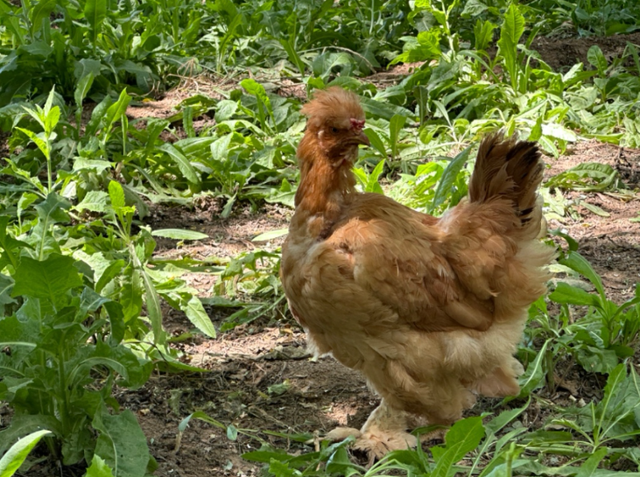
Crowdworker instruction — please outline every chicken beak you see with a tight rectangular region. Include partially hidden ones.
[356,130,370,146]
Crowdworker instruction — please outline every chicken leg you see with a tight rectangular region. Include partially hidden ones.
[324,400,415,464]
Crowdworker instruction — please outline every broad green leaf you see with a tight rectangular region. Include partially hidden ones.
[182,296,216,338]
[575,345,619,374]
[214,100,238,122]
[15,128,48,158]
[240,78,272,113]
[497,3,525,90]
[36,193,71,224]
[104,89,131,132]
[93,410,150,477]
[432,417,485,477]
[575,448,608,477]
[587,45,608,74]
[74,59,102,81]
[151,229,208,240]
[363,128,387,157]
[108,181,125,210]
[0,273,15,306]
[545,162,618,192]
[580,201,610,217]
[312,52,353,79]
[561,251,605,297]
[158,144,201,185]
[44,106,60,136]
[541,123,577,142]
[529,116,543,141]
[29,0,56,35]
[360,97,413,121]
[0,415,61,456]
[75,191,110,213]
[0,429,52,477]
[12,254,83,302]
[182,106,195,138]
[74,73,95,108]
[210,134,233,162]
[120,266,142,322]
[549,282,600,307]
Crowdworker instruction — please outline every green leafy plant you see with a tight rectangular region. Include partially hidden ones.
[0,249,154,471]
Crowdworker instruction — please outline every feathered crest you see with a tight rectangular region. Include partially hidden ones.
[301,87,365,131]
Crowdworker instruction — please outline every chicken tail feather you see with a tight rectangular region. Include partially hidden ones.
[468,132,544,238]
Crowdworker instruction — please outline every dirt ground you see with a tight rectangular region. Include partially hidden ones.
[5,34,640,477]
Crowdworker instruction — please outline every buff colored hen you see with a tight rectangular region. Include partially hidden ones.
[280,87,553,459]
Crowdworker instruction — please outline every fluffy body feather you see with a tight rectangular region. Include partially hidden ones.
[281,87,553,457]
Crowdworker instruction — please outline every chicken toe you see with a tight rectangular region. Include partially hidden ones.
[324,427,362,441]
[352,400,417,463]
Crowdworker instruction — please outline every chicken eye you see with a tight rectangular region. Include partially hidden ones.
[331,127,338,133]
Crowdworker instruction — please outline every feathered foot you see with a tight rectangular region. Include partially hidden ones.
[322,400,417,465]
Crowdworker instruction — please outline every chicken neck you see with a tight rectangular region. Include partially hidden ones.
[293,135,357,237]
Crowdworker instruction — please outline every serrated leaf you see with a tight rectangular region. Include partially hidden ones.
[84,455,115,477]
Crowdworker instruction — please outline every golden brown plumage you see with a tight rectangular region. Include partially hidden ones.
[281,87,553,458]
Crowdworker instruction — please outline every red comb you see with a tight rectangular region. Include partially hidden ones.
[350,118,365,131]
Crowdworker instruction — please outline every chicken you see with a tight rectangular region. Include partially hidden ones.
[280,87,553,459]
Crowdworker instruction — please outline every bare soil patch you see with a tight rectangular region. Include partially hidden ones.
[532,32,640,72]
